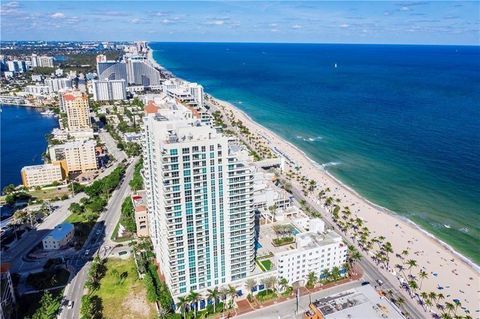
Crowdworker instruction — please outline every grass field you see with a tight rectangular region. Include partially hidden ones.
[29,187,71,201]
[94,258,157,319]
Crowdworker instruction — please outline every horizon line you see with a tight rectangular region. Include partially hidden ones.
[1,40,479,47]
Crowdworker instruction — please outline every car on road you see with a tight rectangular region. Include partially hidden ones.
[376,279,384,286]
[361,281,370,286]
[67,300,74,309]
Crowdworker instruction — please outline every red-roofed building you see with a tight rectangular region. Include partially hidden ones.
[60,90,91,130]
[131,192,149,237]
[144,101,158,115]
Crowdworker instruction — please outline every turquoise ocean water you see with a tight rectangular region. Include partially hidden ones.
[151,43,480,264]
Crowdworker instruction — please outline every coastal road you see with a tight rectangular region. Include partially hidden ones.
[208,100,426,319]
[59,157,137,319]
[288,186,426,319]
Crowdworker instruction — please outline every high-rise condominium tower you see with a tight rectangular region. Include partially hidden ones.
[143,104,255,298]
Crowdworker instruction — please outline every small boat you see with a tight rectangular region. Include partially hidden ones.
[334,63,338,68]
[40,110,55,116]
[444,224,451,229]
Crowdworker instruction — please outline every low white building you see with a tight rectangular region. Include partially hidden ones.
[42,223,75,250]
[275,219,347,285]
[24,85,50,96]
[123,132,142,143]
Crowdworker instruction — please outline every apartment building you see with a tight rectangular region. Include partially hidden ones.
[49,140,97,173]
[61,90,91,130]
[143,101,256,298]
[21,163,63,188]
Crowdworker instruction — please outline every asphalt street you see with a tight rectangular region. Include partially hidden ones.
[59,157,137,319]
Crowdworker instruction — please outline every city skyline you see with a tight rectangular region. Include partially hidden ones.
[1,1,479,45]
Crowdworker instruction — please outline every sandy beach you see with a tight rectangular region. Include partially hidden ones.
[212,97,479,317]
[148,46,479,317]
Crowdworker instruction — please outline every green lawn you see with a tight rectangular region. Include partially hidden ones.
[257,259,273,271]
[94,258,156,319]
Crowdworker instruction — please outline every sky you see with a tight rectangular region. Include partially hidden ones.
[1,1,479,45]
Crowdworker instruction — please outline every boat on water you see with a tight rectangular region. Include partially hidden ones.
[40,109,56,117]
[444,224,451,229]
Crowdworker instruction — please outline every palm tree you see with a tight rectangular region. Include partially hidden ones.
[425,298,433,312]
[401,249,409,258]
[188,291,200,318]
[408,280,418,298]
[440,314,452,319]
[219,287,229,304]
[176,296,189,319]
[348,247,362,268]
[437,293,445,303]
[245,278,257,294]
[278,277,289,293]
[428,291,437,305]
[207,287,219,313]
[331,266,341,281]
[261,276,277,292]
[321,268,330,282]
[406,259,417,276]
[382,242,394,265]
[420,292,429,310]
[453,299,462,315]
[306,271,318,288]
[227,285,237,309]
[444,302,455,315]
[418,270,428,289]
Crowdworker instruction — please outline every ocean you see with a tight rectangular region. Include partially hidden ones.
[151,42,480,264]
[1,105,58,190]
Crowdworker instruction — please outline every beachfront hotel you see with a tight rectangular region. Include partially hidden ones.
[143,98,256,298]
[61,90,91,130]
[20,163,63,188]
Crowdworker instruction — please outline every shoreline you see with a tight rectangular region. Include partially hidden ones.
[148,45,479,314]
[221,97,480,273]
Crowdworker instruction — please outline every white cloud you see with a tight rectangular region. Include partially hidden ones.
[291,24,302,29]
[269,23,278,27]
[50,12,65,19]
[270,28,279,32]
[400,6,410,11]
[130,18,140,24]
[340,23,350,28]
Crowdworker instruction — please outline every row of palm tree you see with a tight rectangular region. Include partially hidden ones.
[318,188,472,319]
[176,284,240,319]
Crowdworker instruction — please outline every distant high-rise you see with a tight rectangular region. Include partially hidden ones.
[45,78,72,92]
[126,58,161,86]
[62,90,91,130]
[92,79,126,101]
[31,54,54,68]
[143,102,255,298]
[97,61,127,81]
[96,54,107,63]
